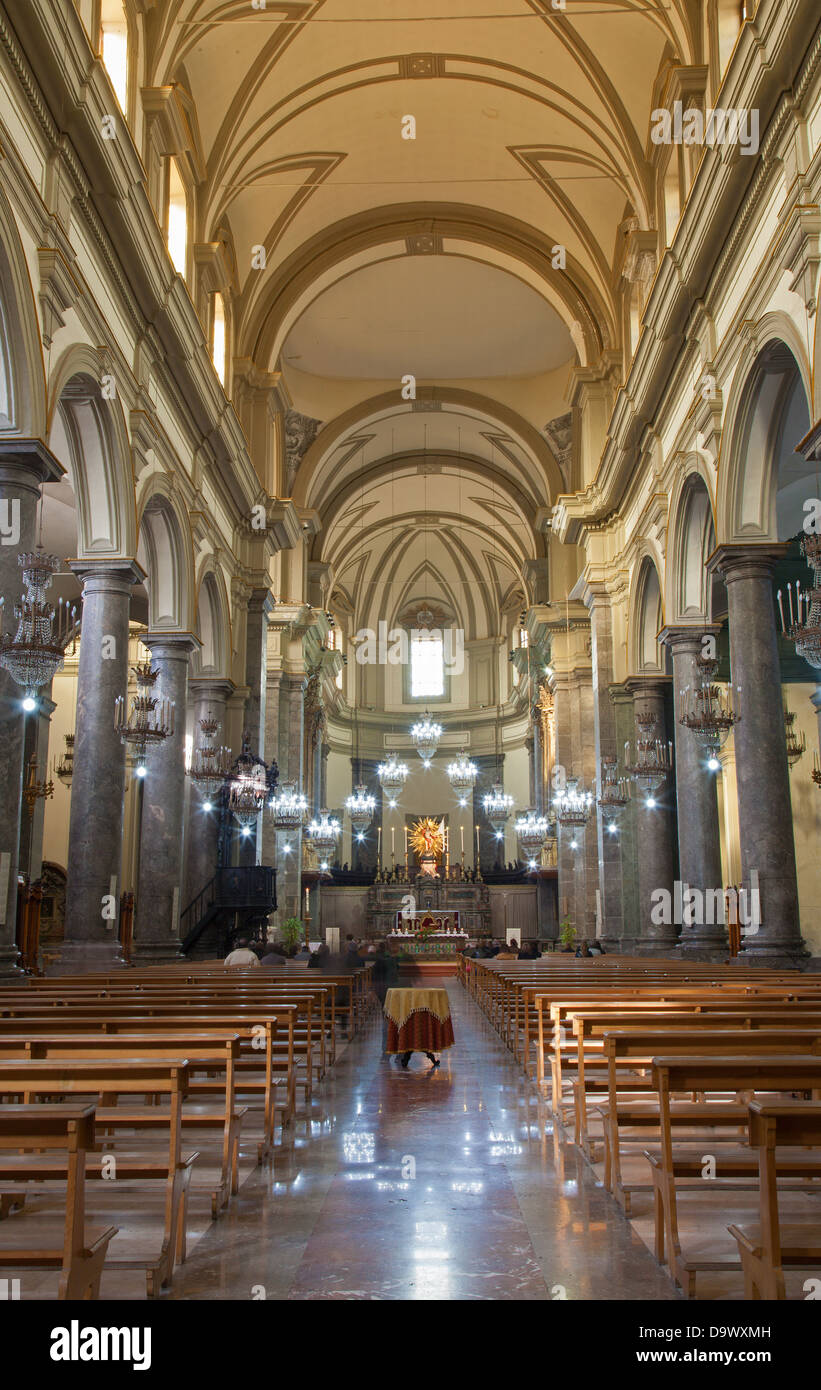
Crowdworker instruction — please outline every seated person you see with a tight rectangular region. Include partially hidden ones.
[224,936,261,967]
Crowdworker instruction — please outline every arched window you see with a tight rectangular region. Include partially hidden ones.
[100,1,128,112]
[212,293,226,386]
[167,160,188,277]
[409,629,445,699]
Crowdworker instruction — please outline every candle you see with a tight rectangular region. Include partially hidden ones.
[377,826,382,869]
[460,824,464,857]
[391,826,395,859]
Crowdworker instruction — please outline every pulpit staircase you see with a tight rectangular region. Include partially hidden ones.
[180,866,277,958]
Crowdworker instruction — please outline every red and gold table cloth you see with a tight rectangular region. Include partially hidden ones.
[384,987,455,1054]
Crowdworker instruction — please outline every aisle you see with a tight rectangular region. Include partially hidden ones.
[170,979,678,1301]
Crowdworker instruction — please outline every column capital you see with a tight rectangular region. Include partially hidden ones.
[189,676,235,704]
[658,623,722,654]
[707,542,788,583]
[142,631,201,660]
[0,438,64,489]
[623,675,671,699]
[69,557,146,595]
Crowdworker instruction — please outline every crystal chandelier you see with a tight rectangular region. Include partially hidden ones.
[555,776,593,827]
[345,783,376,836]
[447,750,478,799]
[269,780,309,829]
[187,715,232,804]
[777,534,821,667]
[783,705,806,767]
[514,807,553,866]
[0,550,79,703]
[377,754,408,803]
[410,717,442,763]
[598,755,630,813]
[678,655,738,761]
[22,753,53,818]
[624,712,673,797]
[228,734,270,829]
[482,781,514,835]
[115,662,174,775]
[307,809,341,869]
[53,732,75,788]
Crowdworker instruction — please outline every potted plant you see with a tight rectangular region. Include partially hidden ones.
[558,919,576,951]
[279,916,304,955]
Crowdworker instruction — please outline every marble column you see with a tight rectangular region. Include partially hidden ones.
[709,545,806,965]
[609,685,640,952]
[184,678,234,910]
[625,677,677,953]
[132,635,197,963]
[57,560,143,974]
[661,626,726,958]
[472,753,503,878]
[351,757,382,874]
[239,589,270,866]
[586,587,625,948]
[0,442,62,977]
[277,674,306,920]
[260,669,281,872]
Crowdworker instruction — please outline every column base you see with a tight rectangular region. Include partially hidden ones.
[675,932,730,962]
[0,945,25,982]
[129,942,185,966]
[49,938,127,976]
[633,936,682,955]
[730,941,809,970]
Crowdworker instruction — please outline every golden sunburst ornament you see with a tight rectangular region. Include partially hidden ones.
[409,816,445,861]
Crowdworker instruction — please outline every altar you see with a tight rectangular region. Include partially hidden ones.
[366,873,491,938]
[389,911,469,957]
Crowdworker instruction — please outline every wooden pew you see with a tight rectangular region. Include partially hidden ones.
[0,1058,195,1296]
[0,1104,118,1299]
[728,1101,821,1299]
[649,1054,821,1296]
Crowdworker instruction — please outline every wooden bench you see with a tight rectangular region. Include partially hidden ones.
[0,1104,117,1299]
[727,1101,821,1299]
[0,1058,196,1296]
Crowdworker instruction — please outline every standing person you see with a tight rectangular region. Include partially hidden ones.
[372,942,399,1051]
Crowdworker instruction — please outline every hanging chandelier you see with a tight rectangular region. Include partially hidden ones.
[0,550,79,704]
[624,712,673,798]
[115,662,174,776]
[22,753,53,818]
[228,733,271,830]
[514,807,553,866]
[783,705,806,767]
[187,715,232,804]
[678,655,738,763]
[777,534,821,667]
[269,780,309,829]
[307,809,341,869]
[377,754,408,803]
[345,783,376,836]
[555,776,593,827]
[53,732,75,788]
[446,749,478,799]
[482,781,514,835]
[410,716,442,763]
[598,755,630,813]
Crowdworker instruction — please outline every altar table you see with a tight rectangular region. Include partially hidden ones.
[383,987,455,1055]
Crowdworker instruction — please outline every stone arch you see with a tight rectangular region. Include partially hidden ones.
[46,346,136,558]
[136,481,195,631]
[666,465,717,624]
[193,562,231,677]
[628,553,666,675]
[717,323,813,544]
[0,184,46,439]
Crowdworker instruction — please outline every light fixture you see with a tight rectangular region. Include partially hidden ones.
[410,717,442,762]
[597,754,630,814]
[447,750,478,793]
[555,776,593,827]
[345,783,376,833]
[115,661,175,770]
[22,753,53,819]
[228,732,272,828]
[624,712,672,795]
[0,549,79,700]
[483,782,514,834]
[777,536,821,666]
[53,732,75,788]
[783,704,806,768]
[514,807,553,861]
[707,755,720,772]
[202,799,213,812]
[187,714,232,800]
[22,695,36,712]
[269,780,309,829]
[678,654,738,756]
[377,754,409,799]
[307,809,340,868]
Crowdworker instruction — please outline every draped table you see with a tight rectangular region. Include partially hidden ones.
[383,987,455,1055]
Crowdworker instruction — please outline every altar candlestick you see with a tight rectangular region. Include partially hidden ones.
[391,825,395,859]
[377,826,382,869]
[460,824,464,860]
[404,826,408,872]
[475,824,480,867]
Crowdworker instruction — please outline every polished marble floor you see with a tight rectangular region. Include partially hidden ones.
[168,977,679,1301]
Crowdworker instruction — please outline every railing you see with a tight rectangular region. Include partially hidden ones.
[179,874,218,945]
